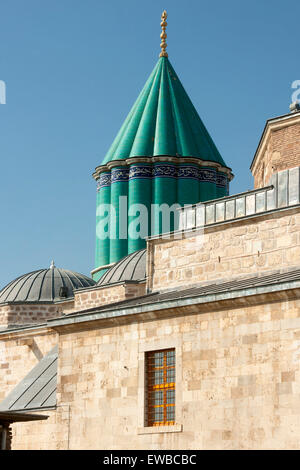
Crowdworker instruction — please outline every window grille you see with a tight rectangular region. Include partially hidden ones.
[146,349,175,426]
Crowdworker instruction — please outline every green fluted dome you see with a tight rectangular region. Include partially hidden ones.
[102,57,226,167]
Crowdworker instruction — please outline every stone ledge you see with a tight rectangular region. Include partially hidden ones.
[137,424,182,435]
[74,280,146,294]
[47,281,300,332]
[147,204,300,242]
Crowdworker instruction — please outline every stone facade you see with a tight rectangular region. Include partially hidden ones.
[0,328,57,402]
[3,200,300,449]
[251,113,300,188]
[3,110,300,450]
[11,408,69,450]
[73,282,146,312]
[0,302,72,330]
[8,291,300,450]
[148,207,300,293]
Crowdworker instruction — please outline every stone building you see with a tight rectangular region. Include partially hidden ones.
[1,12,300,450]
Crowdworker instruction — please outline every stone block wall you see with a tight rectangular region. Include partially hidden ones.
[40,294,300,450]
[0,329,57,402]
[148,207,300,292]
[0,303,64,330]
[11,407,70,450]
[73,282,146,312]
[252,114,300,188]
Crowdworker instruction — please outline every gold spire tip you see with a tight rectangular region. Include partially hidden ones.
[159,10,168,58]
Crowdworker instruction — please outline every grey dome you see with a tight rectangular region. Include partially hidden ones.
[97,249,146,286]
[0,265,96,304]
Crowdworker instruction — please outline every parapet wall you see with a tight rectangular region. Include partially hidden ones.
[148,206,300,292]
[0,303,64,330]
[178,167,300,231]
[148,168,300,293]
[73,282,146,312]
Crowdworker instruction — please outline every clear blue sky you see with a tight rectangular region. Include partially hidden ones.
[0,0,299,287]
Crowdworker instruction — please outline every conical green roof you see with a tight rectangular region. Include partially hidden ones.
[102,56,227,167]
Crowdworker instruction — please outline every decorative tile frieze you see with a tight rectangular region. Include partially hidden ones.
[216,173,227,188]
[153,163,178,178]
[111,167,129,184]
[129,165,153,180]
[177,166,199,180]
[97,164,228,189]
[98,172,111,190]
[199,168,217,184]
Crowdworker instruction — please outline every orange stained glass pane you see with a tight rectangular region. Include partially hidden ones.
[146,349,175,426]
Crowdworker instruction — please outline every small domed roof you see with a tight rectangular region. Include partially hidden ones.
[0,263,95,304]
[97,249,146,286]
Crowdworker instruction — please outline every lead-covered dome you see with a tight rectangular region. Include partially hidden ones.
[97,249,146,286]
[0,263,95,304]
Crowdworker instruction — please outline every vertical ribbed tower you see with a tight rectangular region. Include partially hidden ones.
[92,11,233,281]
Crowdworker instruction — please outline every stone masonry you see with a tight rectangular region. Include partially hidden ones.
[16,291,299,450]
[251,113,300,188]
[0,328,57,403]
[73,282,146,312]
[3,110,300,450]
[148,207,300,293]
[0,302,72,330]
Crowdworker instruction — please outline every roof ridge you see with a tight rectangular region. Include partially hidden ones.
[14,270,44,303]
[97,249,146,286]
[129,60,163,158]
[167,60,225,165]
[131,249,146,280]
[103,61,160,164]
[153,57,177,156]
[0,269,95,305]
[0,272,35,302]
[166,60,197,156]
[36,269,49,302]
[99,57,229,167]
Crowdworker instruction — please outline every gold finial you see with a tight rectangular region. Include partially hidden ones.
[159,10,168,58]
